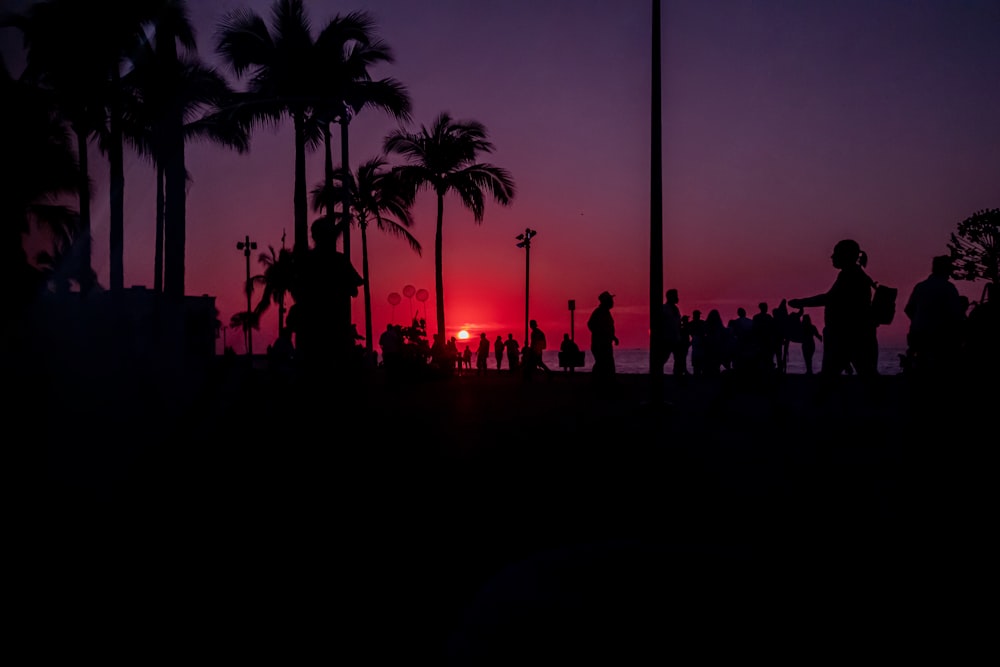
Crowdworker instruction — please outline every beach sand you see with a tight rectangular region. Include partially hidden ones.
[37,362,991,661]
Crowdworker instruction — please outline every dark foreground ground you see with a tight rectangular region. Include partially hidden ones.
[34,360,995,662]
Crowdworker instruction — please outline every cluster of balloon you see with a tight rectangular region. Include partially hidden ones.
[387,286,429,323]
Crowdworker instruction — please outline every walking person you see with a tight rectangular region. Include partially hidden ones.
[799,313,822,375]
[587,291,619,387]
[789,239,880,397]
[525,319,554,379]
[659,288,684,375]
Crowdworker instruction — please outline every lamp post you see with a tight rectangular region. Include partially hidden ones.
[515,228,537,345]
[236,234,257,357]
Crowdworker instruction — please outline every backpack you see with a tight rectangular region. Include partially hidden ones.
[871,281,897,326]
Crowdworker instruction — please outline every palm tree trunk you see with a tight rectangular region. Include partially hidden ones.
[293,110,308,258]
[154,164,164,293]
[361,222,372,351]
[435,193,445,339]
[109,68,125,292]
[339,115,352,264]
[163,117,186,298]
[73,124,94,294]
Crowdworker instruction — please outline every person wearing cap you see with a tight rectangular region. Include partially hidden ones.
[587,291,619,384]
[788,239,878,378]
[903,255,964,378]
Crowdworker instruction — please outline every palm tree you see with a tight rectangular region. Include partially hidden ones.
[123,44,249,294]
[3,1,178,293]
[312,11,411,266]
[125,0,232,299]
[2,0,129,293]
[384,112,516,339]
[312,156,421,351]
[215,0,327,260]
[0,53,80,309]
[251,239,297,338]
[229,310,261,356]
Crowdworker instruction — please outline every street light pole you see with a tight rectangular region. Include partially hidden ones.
[236,234,257,357]
[516,228,537,345]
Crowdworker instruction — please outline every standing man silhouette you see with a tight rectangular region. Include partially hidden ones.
[587,291,619,386]
[494,334,505,371]
[904,255,964,379]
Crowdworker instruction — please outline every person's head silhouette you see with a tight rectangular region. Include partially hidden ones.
[310,217,337,248]
[931,255,953,278]
[831,239,864,269]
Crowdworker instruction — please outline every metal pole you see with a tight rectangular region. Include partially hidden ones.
[237,234,257,357]
[649,0,664,401]
[524,237,530,345]
[516,228,537,346]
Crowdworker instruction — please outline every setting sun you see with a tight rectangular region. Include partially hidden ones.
[457,330,470,340]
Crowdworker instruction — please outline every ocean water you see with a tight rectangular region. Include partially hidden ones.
[541,343,909,376]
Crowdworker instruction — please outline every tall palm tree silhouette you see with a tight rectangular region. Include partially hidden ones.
[215,0,329,260]
[384,112,515,340]
[311,11,411,267]
[312,156,422,351]
[124,44,249,294]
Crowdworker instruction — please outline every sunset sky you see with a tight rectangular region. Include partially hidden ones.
[4,0,998,352]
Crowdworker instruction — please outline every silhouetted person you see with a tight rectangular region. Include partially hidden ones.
[447,336,460,372]
[587,291,619,385]
[494,334,505,371]
[462,344,473,371]
[751,301,777,374]
[659,288,684,375]
[687,310,706,375]
[289,217,364,379]
[504,334,520,372]
[476,332,491,375]
[379,323,403,375]
[267,327,295,373]
[789,239,879,386]
[772,299,791,373]
[965,283,999,377]
[559,333,582,372]
[726,307,754,374]
[524,319,553,379]
[904,255,964,380]
[702,309,728,375]
[430,332,449,373]
[799,313,822,375]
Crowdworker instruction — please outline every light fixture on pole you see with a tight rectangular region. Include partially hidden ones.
[515,228,537,345]
[236,235,257,357]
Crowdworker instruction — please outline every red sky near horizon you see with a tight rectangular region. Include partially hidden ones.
[4,0,998,353]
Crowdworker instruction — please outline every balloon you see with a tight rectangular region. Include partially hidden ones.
[403,284,416,298]
[415,289,429,302]
[388,292,401,305]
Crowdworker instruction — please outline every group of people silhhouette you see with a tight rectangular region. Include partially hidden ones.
[648,238,996,394]
[279,230,996,396]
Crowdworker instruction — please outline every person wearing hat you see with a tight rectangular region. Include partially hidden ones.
[788,239,878,379]
[903,254,964,378]
[587,291,619,384]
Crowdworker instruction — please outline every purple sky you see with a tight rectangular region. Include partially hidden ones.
[4,0,999,351]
